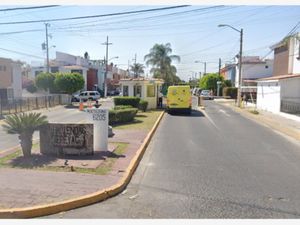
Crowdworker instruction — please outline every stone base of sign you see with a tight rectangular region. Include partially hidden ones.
[108,126,114,137]
[40,123,93,156]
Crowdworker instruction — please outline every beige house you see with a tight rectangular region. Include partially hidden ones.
[119,78,164,109]
[0,57,22,100]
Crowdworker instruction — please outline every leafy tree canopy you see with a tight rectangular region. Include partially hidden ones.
[54,72,85,94]
[35,72,56,93]
[199,73,224,94]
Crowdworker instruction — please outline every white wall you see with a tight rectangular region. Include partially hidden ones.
[291,38,300,74]
[257,81,281,113]
[56,52,77,65]
[241,60,273,80]
[280,77,300,103]
[12,62,22,98]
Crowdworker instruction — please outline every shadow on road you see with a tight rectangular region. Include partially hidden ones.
[168,110,205,117]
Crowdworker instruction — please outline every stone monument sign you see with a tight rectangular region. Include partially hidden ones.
[40,123,93,156]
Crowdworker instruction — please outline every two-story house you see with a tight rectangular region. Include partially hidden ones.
[257,33,300,114]
[29,52,107,93]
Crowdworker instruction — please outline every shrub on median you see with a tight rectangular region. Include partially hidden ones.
[138,100,148,112]
[109,108,138,125]
[114,105,134,110]
[114,97,140,108]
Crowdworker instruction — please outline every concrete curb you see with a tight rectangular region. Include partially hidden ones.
[0,111,165,218]
[215,101,300,141]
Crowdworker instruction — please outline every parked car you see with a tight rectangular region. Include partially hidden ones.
[71,91,101,102]
[200,90,214,100]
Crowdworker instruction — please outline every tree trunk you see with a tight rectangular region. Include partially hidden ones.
[19,133,33,157]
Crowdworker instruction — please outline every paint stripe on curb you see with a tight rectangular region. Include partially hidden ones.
[0,111,165,218]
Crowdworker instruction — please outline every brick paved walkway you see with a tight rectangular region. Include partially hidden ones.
[0,129,148,209]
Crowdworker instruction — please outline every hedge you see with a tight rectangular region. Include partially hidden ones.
[223,87,238,99]
[114,97,140,108]
[109,108,138,125]
[114,105,133,110]
[138,100,148,112]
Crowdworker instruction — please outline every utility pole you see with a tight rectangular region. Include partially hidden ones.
[133,53,137,78]
[102,36,112,98]
[218,58,221,76]
[237,29,243,107]
[45,23,50,73]
[204,62,207,75]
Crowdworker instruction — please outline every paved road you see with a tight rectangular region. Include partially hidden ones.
[44,100,300,218]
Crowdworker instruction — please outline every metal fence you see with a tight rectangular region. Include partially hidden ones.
[281,100,300,114]
[0,94,71,116]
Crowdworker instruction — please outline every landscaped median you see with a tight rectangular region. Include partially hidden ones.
[0,109,164,218]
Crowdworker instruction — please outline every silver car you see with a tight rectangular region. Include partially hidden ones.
[200,90,214,100]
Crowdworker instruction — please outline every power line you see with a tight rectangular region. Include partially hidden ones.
[0,5,60,12]
[53,5,226,30]
[0,5,190,25]
[0,29,43,35]
[0,47,44,59]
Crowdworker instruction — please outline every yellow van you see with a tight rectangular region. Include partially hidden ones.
[166,85,192,114]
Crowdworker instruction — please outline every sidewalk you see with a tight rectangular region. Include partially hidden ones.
[214,98,300,142]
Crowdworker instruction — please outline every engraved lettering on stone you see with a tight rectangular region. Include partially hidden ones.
[50,126,86,148]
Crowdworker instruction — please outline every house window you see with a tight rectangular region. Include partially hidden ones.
[147,85,155,97]
[134,85,142,98]
[123,85,129,96]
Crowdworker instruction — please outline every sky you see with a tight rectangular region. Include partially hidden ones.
[0,3,299,81]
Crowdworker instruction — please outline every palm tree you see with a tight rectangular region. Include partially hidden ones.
[2,113,48,157]
[144,43,180,83]
[130,63,145,78]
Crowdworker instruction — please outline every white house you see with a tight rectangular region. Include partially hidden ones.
[29,52,106,92]
[257,74,300,114]
[119,78,164,109]
[235,56,274,87]
[257,33,300,115]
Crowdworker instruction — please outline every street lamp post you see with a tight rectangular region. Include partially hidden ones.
[194,61,207,76]
[218,24,243,107]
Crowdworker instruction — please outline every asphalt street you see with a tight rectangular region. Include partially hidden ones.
[0,106,88,151]
[46,100,300,218]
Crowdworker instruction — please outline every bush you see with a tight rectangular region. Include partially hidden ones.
[138,100,148,112]
[54,72,84,94]
[26,83,37,93]
[223,87,238,99]
[114,105,133,110]
[114,97,140,108]
[109,108,138,125]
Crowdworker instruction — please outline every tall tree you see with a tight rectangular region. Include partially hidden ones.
[54,72,85,94]
[144,43,180,84]
[130,63,145,78]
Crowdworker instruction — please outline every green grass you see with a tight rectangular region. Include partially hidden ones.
[112,110,162,131]
[0,150,22,166]
[0,142,128,175]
